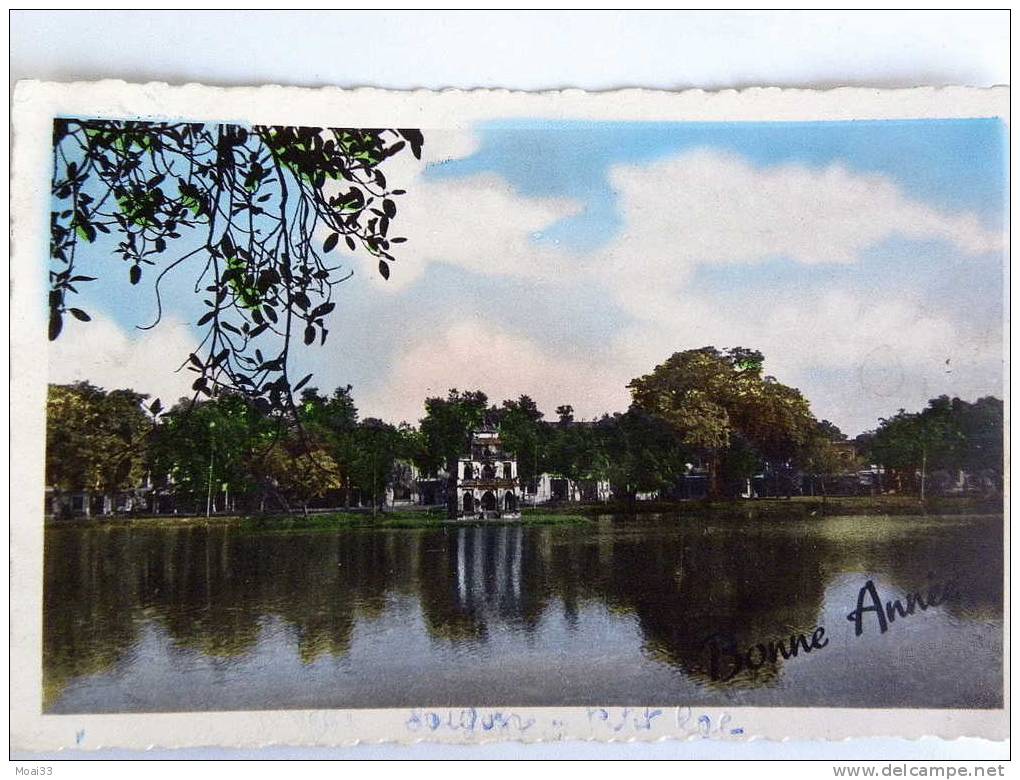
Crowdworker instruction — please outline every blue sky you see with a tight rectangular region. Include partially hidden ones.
[51,117,1007,436]
[434,118,1006,247]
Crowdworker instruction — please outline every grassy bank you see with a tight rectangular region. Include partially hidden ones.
[45,513,242,529]
[556,494,1004,520]
[239,510,443,531]
[240,509,590,531]
[45,509,591,531]
[519,510,591,526]
[45,494,1000,530]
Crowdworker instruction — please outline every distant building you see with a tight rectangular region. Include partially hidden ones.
[526,473,612,505]
[830,441,859,469]
[456,428,521,518]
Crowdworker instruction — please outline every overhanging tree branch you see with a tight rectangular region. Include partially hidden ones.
[49,118,423,417]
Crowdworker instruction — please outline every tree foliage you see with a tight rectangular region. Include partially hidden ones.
[490,395,546,485]
[417,389,490,477]
[862,395,1003,492]
[45,351,1004,516]
[50,119,422,415]
[349,418,408,510]
[628,347,818,495]
[46,382,151,494]
[594,409,691,501]
[148,392,271,503]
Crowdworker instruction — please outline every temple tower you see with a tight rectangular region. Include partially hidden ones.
[455,427,521,519]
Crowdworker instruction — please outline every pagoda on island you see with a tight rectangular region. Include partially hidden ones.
[455,427,521,519]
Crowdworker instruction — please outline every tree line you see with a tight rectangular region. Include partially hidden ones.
[45,346,1004,517]
[855,394,1004,497]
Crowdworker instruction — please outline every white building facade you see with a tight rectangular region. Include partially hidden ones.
[456,429,521,518]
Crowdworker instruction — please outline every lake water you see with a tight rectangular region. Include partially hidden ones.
[43,513,1003,713]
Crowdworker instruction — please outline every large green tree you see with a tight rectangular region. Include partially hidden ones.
[349,418,411,514]
[148,392,273,511]
[418,390,486,460]
[865,395,1003,496]
[49,119,422,415]
[545,419,602,484]
[628,347,817,497]
[46,382,152,511]
[594,409,689,503]
[260,432,343,515]
[491,395,547,486]
[955,396,1004,475]
[296,385,361,505]
[416,389,490,515]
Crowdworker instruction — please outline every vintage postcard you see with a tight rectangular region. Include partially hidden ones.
[10,82,1008,750]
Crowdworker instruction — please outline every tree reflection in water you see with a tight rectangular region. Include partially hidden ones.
[43,514,1003,711]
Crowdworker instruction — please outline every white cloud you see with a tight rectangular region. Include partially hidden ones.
[608,286,1003,434]
[394,173,582,285]
[48,313,200,406]
[369,145,1003,307]
[63,142,1000,436]
[331,129,583,293]
[365,319,630,424]
[363,147,1004,433]
[596,149,1004,322]
[609,149,1000,265]
[65,142,995,434]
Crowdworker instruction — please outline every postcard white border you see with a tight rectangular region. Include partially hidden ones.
[11,81,1009,750]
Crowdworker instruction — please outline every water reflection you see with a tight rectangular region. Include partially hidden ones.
[44,514,1003,712]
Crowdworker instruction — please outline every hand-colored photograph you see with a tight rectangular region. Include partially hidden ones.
[41,110,1005,715]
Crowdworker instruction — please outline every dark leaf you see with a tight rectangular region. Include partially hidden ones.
[261,357,285,372]
[398,129,424,159]
[48,311,63,341]
[378,260,390,280]
[304,325,315,345]
[68,308,91,322]
[323,232,339,253]
[129,265,141,285]
[311,301,335,318]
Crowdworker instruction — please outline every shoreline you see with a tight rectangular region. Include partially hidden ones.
[42,494,1004,531]
[43,509,594,531]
